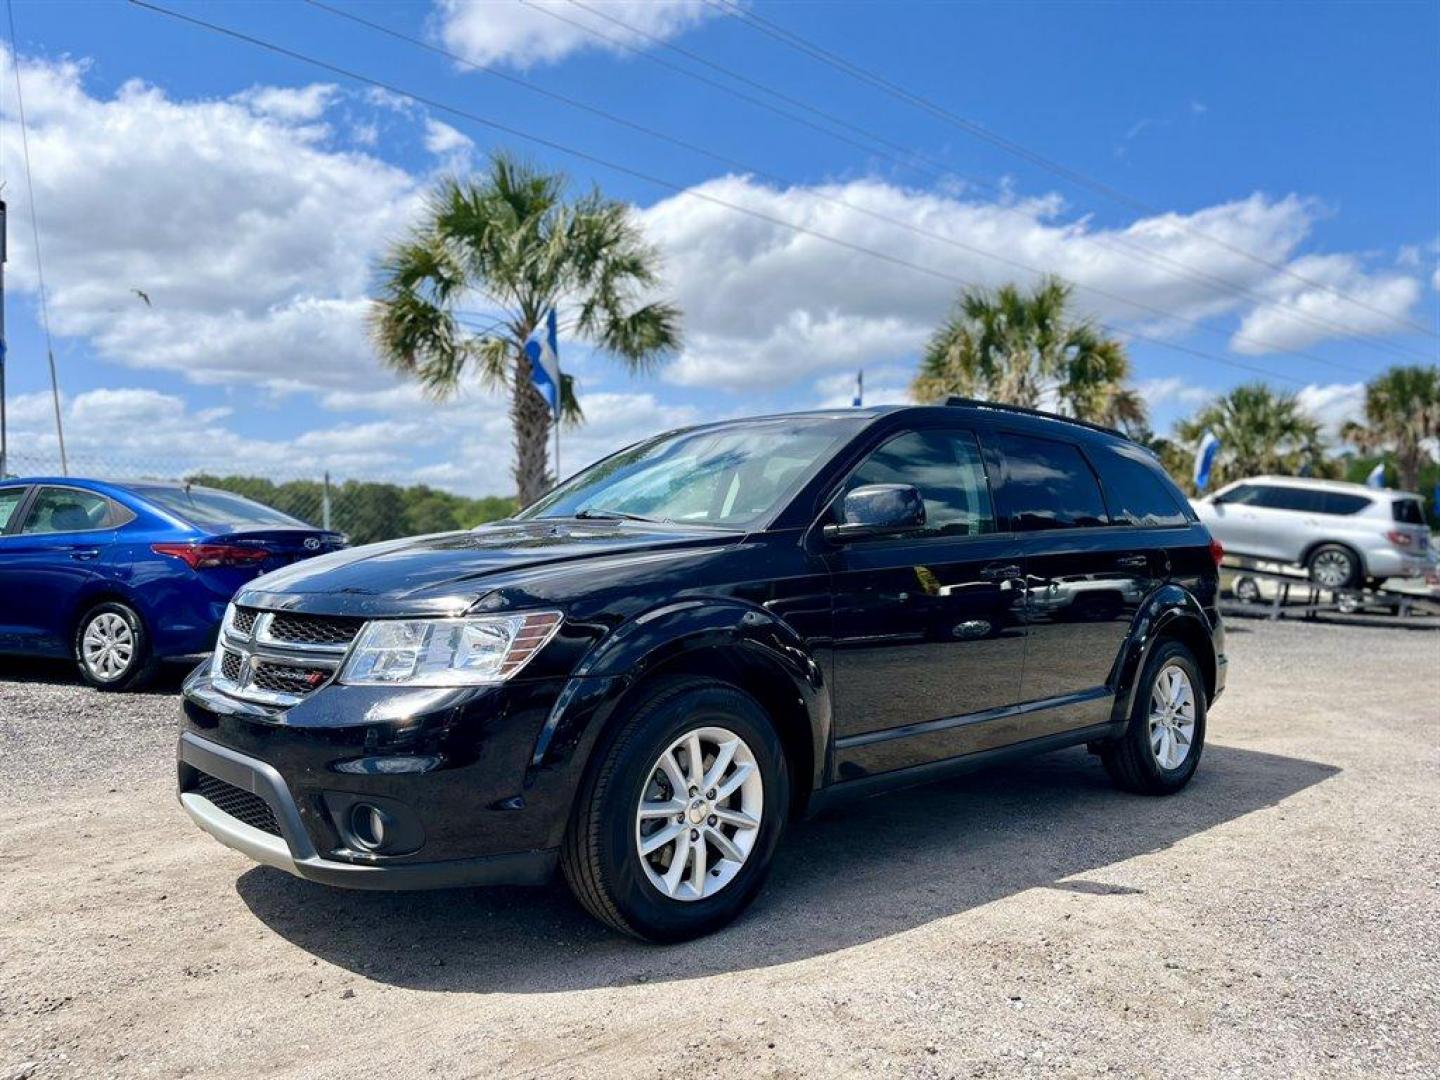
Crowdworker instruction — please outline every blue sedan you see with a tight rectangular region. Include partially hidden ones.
[0,478,345,690]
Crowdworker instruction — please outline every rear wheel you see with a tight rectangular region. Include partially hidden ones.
[1102,640,1206,796]
[1308,544,1360,590]
[75,602,157,691]
[561,678,788,942]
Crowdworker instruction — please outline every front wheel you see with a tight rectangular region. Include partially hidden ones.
[561,678,789,942]
[74,602,157,691]
[1101,640,1206,795]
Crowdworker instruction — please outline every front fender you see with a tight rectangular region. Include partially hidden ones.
[1110,585,1219,724]
[527,597,831,801]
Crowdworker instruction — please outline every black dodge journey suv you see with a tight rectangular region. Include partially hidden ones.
[179,400,1227,941]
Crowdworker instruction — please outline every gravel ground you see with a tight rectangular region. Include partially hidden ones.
[1,620,1438,1080]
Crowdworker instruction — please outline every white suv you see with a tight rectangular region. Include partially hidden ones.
[1192,476,1434,589]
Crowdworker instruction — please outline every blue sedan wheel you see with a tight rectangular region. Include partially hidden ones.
[75,602,157,692]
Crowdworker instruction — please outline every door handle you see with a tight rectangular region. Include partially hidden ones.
[1116,555,1149,571]
[69,548,102,561]
[980,563,1022,581]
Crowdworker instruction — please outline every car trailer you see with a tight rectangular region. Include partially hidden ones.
[1220,556,1440,623]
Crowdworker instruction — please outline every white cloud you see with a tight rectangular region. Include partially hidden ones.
[0,49,423,396]
[1296,381,1364,437]
[423,117,473,156]
[638,177,1421,392]
[1230,254,1422,354]
[232,83,338,121]
[6,381,695,495]
[1138,376,1212,409]
[813,367,913,409]
[435,0,720,69]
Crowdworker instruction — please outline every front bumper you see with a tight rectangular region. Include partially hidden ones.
[178,731,557,889]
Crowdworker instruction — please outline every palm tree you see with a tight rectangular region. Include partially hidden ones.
[1173,383,1328,493]
[1340,365,1440,492]
[910,276,1147,433]
[370,154,682,506]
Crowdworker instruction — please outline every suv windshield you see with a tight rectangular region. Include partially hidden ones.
[139,485,308,529]
[519,418,859,528]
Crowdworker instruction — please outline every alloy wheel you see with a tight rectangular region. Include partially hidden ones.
[82,612,135,681]
[634,725,764,902]
[1148,664,1196,771]
[1311,549,1353,590]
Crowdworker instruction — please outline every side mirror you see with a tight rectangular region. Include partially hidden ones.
[823,484,926,542]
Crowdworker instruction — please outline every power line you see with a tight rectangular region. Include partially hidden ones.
[309,0,1373,379]
[128,0,1311,391]
[551,0,1430,366]
[7,0,66,474]
[707,0,1439,342]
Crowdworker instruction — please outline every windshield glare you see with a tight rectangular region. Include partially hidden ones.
[519,419,855,528]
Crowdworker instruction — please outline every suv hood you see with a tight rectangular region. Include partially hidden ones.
[236,519,738,615]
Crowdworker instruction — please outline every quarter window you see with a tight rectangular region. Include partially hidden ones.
[1392,498,1425,525]
[1090,445,1189,527]
[991,432,1109,531]
[19,487,112,534]
[835,429,996,538]
[0,488,26,531]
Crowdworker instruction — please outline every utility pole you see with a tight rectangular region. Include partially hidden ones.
[1,198,7,480]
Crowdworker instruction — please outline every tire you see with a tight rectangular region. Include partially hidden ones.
[1232,575,1261,603]
[1308,544,1360,590]
[561,677,789,942]
[1101,640,1206,796]
[74,601,158,691]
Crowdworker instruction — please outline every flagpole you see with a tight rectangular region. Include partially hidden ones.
[0,198,8,480]
[554,416,560,486]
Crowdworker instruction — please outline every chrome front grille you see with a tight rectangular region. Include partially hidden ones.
[215,604,354,706]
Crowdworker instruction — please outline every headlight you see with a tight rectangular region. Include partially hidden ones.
[339,611,562,687]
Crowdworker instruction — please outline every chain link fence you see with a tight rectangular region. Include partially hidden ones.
[1,451,516,545]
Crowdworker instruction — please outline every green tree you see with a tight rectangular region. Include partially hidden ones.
[910,276,1147,433]
[1172,383,1329,493]
[370,153,682,507]
[1340,365,1440,493]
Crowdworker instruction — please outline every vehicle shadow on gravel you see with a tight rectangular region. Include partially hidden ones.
[237,743,1336,993]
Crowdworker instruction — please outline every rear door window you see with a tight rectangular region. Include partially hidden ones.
[990,432,1108,531]
[1318,492,1372,516]
[1090,445,1189,527]
[1247,485,1322,513]
[0,487,27,531]
[19,487,113,534]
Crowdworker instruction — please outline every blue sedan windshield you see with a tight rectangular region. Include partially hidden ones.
[519,418,859,528]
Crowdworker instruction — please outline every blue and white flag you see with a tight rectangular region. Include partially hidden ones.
[1364,461,1386,489]
[524,308,561,418]
[852,369,863,408]
[1193,430,1220,492]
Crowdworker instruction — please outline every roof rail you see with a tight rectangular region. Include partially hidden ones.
[943,397,1129,441]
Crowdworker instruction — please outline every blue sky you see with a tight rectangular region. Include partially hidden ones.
[1,0,1436,494]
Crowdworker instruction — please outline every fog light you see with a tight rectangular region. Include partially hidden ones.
[349,803,391,851]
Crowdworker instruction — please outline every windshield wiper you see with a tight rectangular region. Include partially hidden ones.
[574,507,664,524]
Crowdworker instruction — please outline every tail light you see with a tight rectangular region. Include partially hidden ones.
[1384,530,1414,548]
[151,542,269,569]
[1208,537,1225,569]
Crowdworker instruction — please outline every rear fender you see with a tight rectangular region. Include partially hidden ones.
[1110,585,1219,723]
